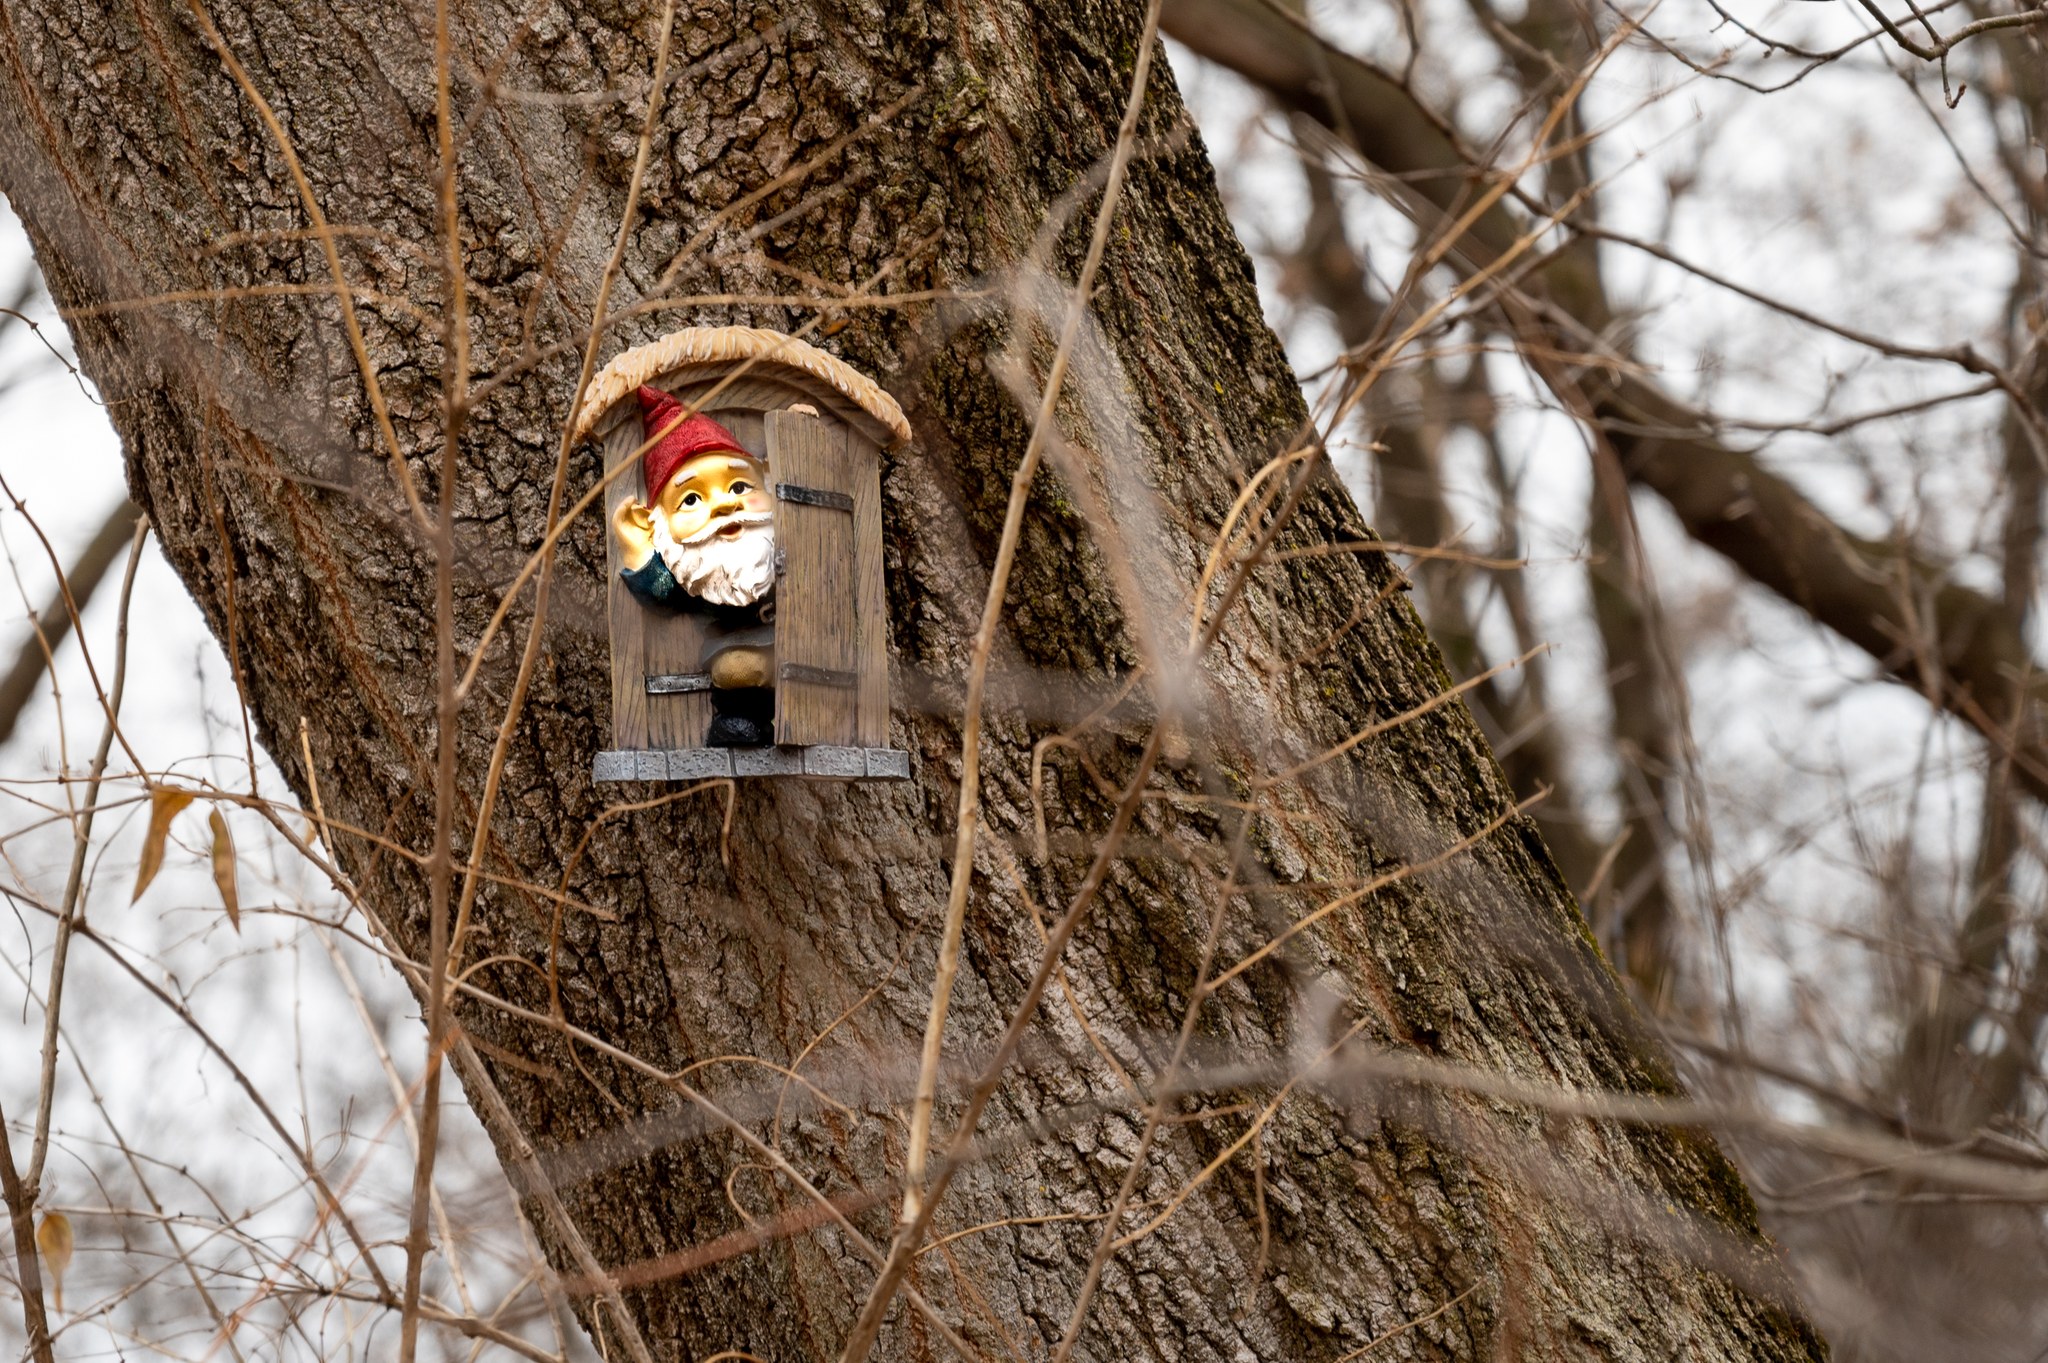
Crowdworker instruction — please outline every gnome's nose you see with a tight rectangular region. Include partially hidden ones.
[709,490,745,518]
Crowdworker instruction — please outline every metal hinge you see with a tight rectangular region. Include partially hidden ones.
[775,483,854,512]
[779,663,857,689]
[646,672,712,695]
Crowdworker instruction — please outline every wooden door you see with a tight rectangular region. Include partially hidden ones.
[846,432,889,746]
[766,409,860,746]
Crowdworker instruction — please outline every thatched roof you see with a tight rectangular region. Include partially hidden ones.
[569,326,912,448]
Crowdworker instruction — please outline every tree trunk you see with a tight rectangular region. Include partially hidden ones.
[0,1,1824,1359]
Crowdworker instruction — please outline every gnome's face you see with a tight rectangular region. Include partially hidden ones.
[655,452,771,540]
[650,452,777,607]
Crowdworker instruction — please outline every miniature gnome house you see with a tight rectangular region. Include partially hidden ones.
[573,327,911,781]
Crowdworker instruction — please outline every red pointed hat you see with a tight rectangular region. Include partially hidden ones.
[638,385,748,499]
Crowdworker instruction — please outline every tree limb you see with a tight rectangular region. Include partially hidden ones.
[0,499,140,747]
[1165,0,2048,801]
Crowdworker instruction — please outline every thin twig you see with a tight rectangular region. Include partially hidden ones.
[445,0,683,977]
[395,1,479,1351]
[177,0,426,531]
[898,0,1168,1237]
[0,1093,56,1363]
[25,513,147,1195]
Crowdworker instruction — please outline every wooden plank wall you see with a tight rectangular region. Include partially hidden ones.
[602,384,775,749]
[604,414,708,749]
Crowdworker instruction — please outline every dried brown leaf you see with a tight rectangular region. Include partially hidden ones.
[208,809,239,933]
[36,1211,72,1313]
[132,786,195,903]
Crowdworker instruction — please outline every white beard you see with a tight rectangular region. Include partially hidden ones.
[652,512,776,608]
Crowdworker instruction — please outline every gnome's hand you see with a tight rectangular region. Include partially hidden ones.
[612,499,656,569]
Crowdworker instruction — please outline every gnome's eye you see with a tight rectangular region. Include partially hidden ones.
[680,492,702,507]
[730,480,752,496]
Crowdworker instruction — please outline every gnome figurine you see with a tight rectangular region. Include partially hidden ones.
[612,386,777,746]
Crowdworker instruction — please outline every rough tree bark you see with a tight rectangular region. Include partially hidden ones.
[1,1,1825,1360]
